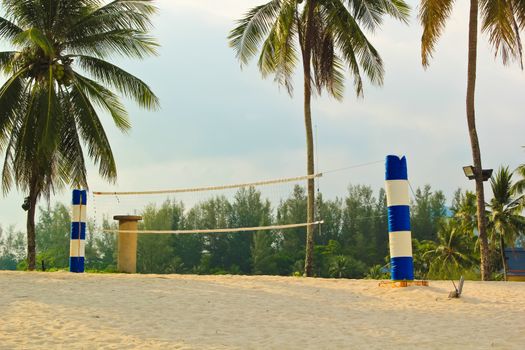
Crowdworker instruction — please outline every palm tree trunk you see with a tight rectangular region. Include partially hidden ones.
[26,183,38,271]
[466,0,490,281]
[500,235,508,281]
[302,0,316,277]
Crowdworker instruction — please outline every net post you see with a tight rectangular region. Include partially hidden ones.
[70,189,87,273]
[114,215,142,273]
[385,155,414,281]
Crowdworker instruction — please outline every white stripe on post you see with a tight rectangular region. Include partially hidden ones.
[389,231,413,258]
[71,205,87,222]
[69,240,86,257]
[386,180,410,207]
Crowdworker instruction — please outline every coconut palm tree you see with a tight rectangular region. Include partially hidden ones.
[423,219,476,279]
[229,0,410,276]
[419,0,525,280]
[0,0,159,270]
[513,164,525,197]
[488,167,525,280]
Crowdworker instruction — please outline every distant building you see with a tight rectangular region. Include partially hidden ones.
[505,248,525,282]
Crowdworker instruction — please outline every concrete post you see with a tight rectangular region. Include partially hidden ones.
[114,215,142,273]
[70,190,87,273]
[385,155,414,281]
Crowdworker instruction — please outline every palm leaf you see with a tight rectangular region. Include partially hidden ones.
[343,0,410,31]
[228,0,283,66]
[67,0,157,40]
[13,28,56,57]
[480,0,523,66]
[257,0,298,94]
[68,81,118,181]
[323,0,385,95]
[74,54,159,109]
[419,0,455,67]
[64,28,158,59]
[72,72,131,132]
[0,16,23,41]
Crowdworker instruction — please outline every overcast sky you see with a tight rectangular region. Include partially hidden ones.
[0,0,523,230]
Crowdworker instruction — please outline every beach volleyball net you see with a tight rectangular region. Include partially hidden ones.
[90,173,324,235]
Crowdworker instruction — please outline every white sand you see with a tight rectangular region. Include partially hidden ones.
[0,272,523,349]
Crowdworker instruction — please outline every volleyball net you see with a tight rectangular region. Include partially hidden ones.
[91,172,324,235]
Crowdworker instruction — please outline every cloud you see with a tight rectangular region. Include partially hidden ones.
[160,0,259,22]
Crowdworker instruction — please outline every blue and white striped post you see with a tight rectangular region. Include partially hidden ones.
[385,155,414,281]
[70,189,87,273]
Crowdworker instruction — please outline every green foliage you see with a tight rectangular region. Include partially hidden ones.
[365,265,390,280]
[420,0,525,67]
[411,185,447,241]
[487,167,525,279]
[0,0,159,269]
[229,0,410,98]
[2,173,523,281]
[328,255,366,279]
[36,203,71,268]
[0,225,25,270]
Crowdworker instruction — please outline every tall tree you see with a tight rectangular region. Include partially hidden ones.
[0,0,159,270]
[411,185,447,241]
[420,0,525,280]
[229,0,410,276]
[487,167,525,280]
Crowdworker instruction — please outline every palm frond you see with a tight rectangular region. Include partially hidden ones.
[343,0,410,31]
[419,0,455,67]
[0,16,23,41]
[56,85,88,188]
[72,72,131,132]
[74,54,159,109]
[311,10,345,100]
[64,29,158,59]
[323,0,385,95]
[480,0,523,66]
[1,0,43,29]
[513,0,525,30]
[67,0,157,40]
[257,0,298,95]
[13,28,56,57]
[512,164,525,194]
[68,80,118,181]
[228,0,283,66]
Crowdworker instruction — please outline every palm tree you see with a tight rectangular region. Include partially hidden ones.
[0,0,159,270]
[419,0,525,280]
[329,255,351,278]
[423,220,475,279]
[229,0,410,276]
[488,167,525,280]
[513,164,525,196]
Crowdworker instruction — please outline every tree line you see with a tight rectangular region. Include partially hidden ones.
[1,165,523,280]
[1,1,524,280]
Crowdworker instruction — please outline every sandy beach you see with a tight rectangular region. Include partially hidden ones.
[0,272,523,349]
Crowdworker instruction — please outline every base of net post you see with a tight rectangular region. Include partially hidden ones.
[378,280,429,288]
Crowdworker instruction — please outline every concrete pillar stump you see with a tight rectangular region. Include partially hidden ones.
[114,215,142,273]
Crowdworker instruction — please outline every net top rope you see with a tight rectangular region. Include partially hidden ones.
[103,221,324,235]
[93,173,323,196]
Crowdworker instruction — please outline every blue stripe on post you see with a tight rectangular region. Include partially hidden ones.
[71,222,86,239]
[72,190,87,205]
[388,205,411,232]
[69,257,85,273]
[385,155,408,180]
[390,256,414,280]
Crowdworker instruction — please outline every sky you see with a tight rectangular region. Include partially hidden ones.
[0,0,524,231]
